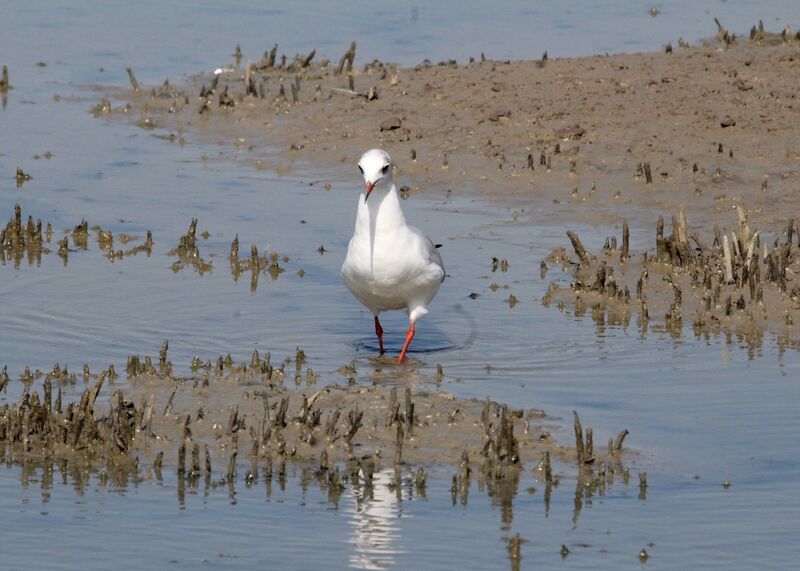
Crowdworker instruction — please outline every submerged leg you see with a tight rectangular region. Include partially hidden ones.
[374,315,384,355]
[396,321,416,364]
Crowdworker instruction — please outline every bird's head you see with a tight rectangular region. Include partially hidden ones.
[357,148,393,202]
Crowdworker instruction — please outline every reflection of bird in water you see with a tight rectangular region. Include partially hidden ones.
[348,469,403,570]
[341,149,445,363]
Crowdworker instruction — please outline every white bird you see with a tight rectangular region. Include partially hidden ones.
[341,149,445,363]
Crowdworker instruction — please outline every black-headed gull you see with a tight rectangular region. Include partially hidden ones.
[341,149,445,363]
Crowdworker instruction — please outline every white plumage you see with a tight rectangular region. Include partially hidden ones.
[341,149,445,363]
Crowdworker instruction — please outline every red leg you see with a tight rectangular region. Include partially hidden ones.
[374,316,385,355]
[396,322,416,364]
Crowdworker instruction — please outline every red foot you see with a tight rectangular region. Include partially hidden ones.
[396,322,416,364]
[374,316,384,355]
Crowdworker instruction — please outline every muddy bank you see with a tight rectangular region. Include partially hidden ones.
[1,346,634,506]
[98,27,800,230]
[544,207,799,354]
[94,27,800,345]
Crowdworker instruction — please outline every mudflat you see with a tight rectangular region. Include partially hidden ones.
[99,33,799,347]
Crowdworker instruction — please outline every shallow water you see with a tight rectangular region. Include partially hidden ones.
[2,2,800,570]
[4,459,796,570]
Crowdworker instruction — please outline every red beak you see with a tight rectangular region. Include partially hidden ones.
[364,181,375,202]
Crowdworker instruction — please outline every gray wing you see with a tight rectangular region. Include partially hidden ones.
[429,237,445,282]
[410,226,445,283]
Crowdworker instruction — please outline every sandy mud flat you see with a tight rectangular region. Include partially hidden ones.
[1,346,635,507]
[95,30,799,348]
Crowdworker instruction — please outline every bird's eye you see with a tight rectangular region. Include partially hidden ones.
[381,164,390,174]
[358,165,364,174]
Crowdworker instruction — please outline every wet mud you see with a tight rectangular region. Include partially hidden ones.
[1,204,153,268]
[1,344,633,515]
[5,23,796,500]
[96,24,800,347]
[545,207,799,354]
[1,204,296,292]
[167,217,290,288]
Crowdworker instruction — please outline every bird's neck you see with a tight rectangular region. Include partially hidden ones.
[357,183,407,237]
